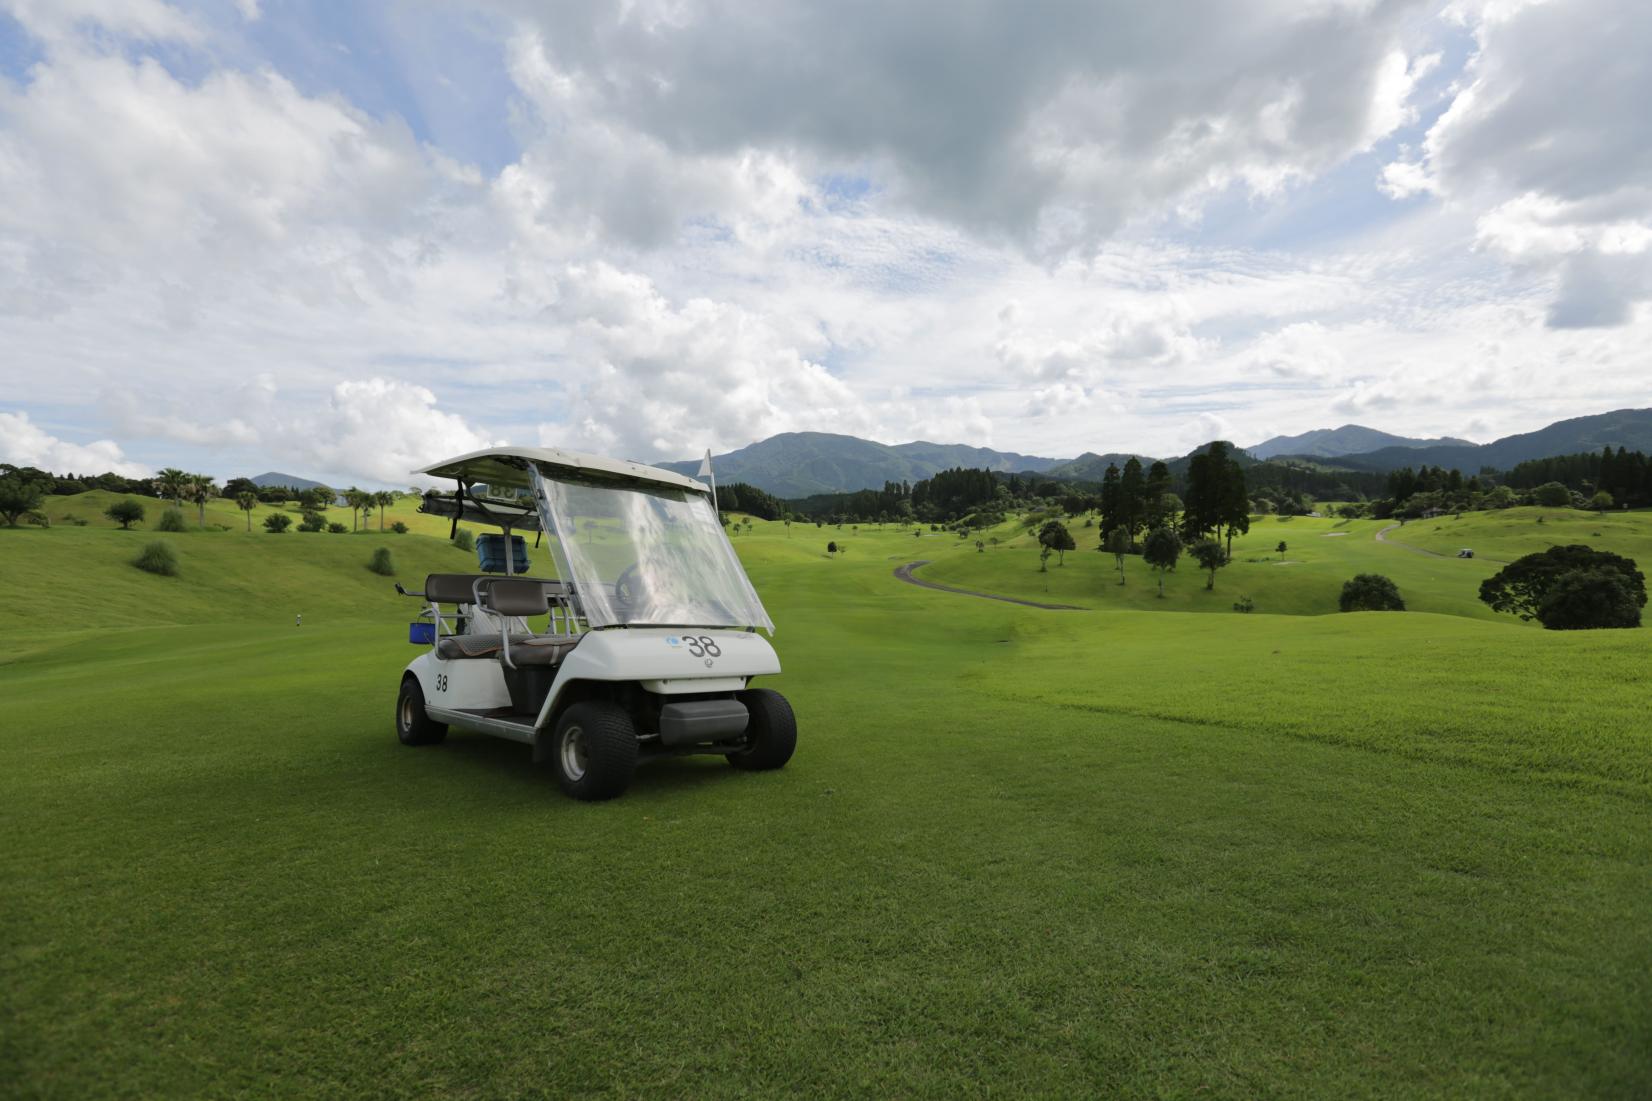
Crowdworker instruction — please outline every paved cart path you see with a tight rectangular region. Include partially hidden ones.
[1374,523,1448,556]
[1375,523,1508,565]
[893,560,1088,610]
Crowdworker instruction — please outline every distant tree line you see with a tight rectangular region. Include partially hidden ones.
[0,464,158,497]
[1503,447,1652,508]
[716,482,787,521]
[791,468,1061,528]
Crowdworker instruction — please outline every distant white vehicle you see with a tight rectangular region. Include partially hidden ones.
[1457,548,1475,558]
[394,446,795,801]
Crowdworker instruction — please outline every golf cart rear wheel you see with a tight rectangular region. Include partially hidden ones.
[552,702,638,801]
[728,689,796,771]
[397,676,447,746]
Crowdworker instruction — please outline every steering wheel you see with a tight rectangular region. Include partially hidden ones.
[614,563,646,608]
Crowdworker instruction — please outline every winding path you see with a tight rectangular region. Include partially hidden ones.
[1374,523,1448,557]
[893,560,1088,611]
[1375,523,1508,565]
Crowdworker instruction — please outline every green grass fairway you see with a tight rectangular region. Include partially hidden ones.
[911,508,1652,622]
[4,516,1650,1097]
[1380,505,1652,565]
[44,488,465,538]
[913,514,1509,620]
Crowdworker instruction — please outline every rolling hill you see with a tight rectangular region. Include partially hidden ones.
[658,432,1067,496]
[1249,424,1473,460]
[1038,452,1158,481]
[249,471,329,491]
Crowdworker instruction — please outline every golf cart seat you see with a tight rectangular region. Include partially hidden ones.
[423,572,493,605]
[435,634,581,664]
[421,573,572,606]
[434,577,583,668]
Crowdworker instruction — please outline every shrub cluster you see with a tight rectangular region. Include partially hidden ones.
[155,509,187,532]
[1340,574,1405,612]
[367,548,396,576]
[132,541,178,577]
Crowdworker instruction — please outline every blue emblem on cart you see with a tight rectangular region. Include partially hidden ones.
[666,636,681,646]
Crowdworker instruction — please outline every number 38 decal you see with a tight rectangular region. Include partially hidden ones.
[684,636,721,658]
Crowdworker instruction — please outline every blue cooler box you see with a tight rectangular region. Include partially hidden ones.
[476,533,530,573]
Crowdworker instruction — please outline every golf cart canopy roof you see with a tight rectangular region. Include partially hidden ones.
[418,489,542,531]
[415,446,708,495]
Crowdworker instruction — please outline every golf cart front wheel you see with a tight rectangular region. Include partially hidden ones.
[397,676,447,746]
[728,689,796,771]
[551,702,638,801]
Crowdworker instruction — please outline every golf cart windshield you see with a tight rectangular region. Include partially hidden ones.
[533,467,774,633]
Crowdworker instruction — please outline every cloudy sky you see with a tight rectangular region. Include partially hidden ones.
[1,0,1649,485]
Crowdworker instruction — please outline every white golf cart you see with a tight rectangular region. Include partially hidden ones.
[393,446,795,801]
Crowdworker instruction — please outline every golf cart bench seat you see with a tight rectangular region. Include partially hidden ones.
[422,573,569,605]
[435,634,581,665]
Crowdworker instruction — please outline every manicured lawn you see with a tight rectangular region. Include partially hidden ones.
[912,514,1508,620]
[1380,505,1652,564]
[41,488,464,538]
[3,519,1649,1097]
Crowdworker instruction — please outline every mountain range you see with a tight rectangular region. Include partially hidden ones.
[654,408,1652,497]
[1295,408,1652,474]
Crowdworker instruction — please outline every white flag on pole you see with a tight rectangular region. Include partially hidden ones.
[698,449,713,477]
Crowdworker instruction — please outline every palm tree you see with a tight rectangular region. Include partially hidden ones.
[236,491,258,531]
[187,475,217,527]
[375,490,395,531]
[155,468,189,508]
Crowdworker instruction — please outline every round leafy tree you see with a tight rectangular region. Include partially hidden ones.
[1340,574,1405,612]
[1190,539,1230,590]
[1535,568,1642,630]
[1142,526,1182,599]
[104,498,146,529]
[1479,545,1645,622]
[0,473,46,527]
[1037,519,1076,566]
[1531,481,1572,508]
[1104,525,1131,585]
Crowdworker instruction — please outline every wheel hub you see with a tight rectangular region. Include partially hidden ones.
[561,726,588,781]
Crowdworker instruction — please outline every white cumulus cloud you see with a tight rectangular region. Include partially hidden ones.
[0,410,150,476]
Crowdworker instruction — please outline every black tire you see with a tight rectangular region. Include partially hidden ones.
[727,689,796,771]
[397,676,447,746]
[551,702,638,801]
